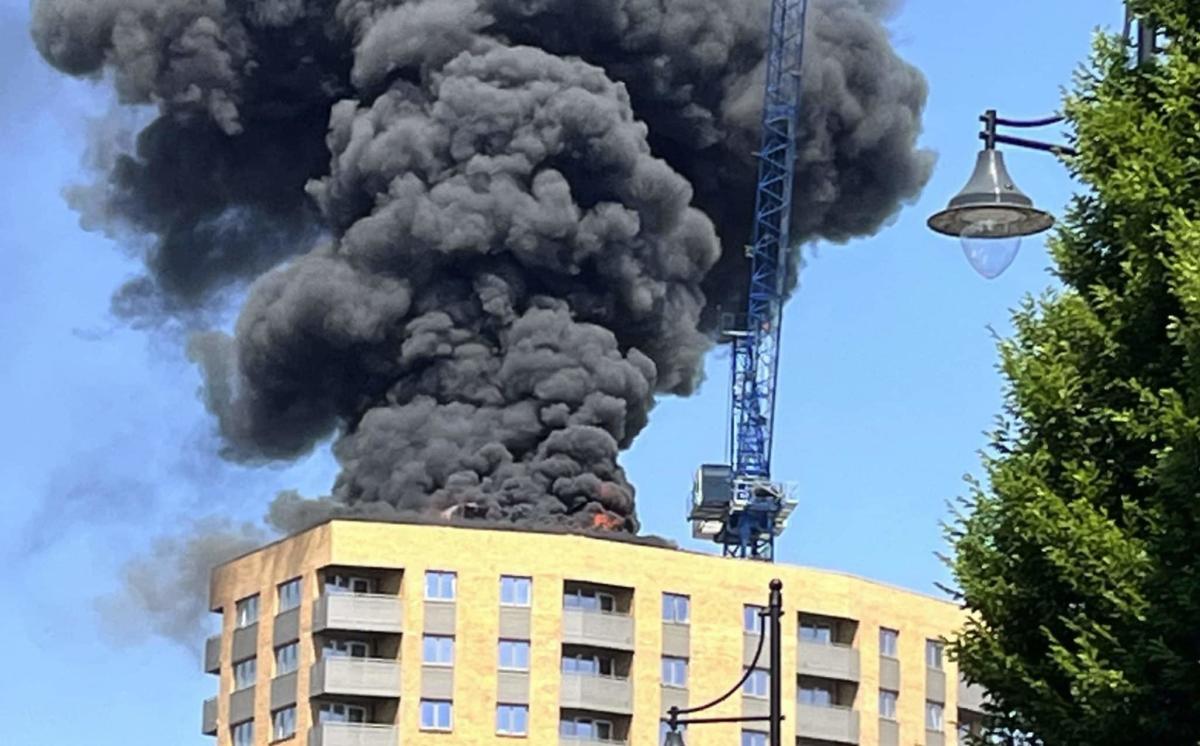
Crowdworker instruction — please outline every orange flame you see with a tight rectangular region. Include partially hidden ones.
[591,512,622,531]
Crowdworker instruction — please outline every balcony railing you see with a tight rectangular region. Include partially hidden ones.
[560,672,633,714]
[310,657,402,699]
[561,608,634,650]
[201,696,217,736]
[309,722,398,746]
[312,593,403,635]
[203,635,220,674]
[797,640,861,682]
[796,703,860,744]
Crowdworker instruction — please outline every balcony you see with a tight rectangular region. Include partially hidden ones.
[201,696,217,736]
[310,657,402,699]
[561,609,634,651]
[313,594,403,635]
[560,738,628,746]
[204,635,221,674]
[560,673,633,715]
[796,703,859,744]
[958,677,987,713]
[798,641,861,682]
[309,723,398,746]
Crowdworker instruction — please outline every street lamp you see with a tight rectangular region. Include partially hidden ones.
[928,110,1075,279]
[663,579,785,746]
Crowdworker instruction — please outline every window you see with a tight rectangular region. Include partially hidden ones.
[422,635,454,665]
[232,721,254,746]
[272,706,296,741]
[234,657,257,690]
[425,571,456,600]
[318,703,366,723]
[926,701,944,731]
[324,639,370,658]
[662,593,690,623]
[275,642,299,675]
[562,654,614,676]
[420,699,453,731]
[277,578,302,612]
[500,576,532,606]
[236,594,260,628]
[798,681,833,706]
[560,718,612,739]
[799,619,833,644]
[326,573,373,594]
[496,704,529,736]
[743,604,764,633]
[662,656,688,687]
[926,639,944,669]
[498,639,530,670]
[659,721,687,742]
[741,730,768,746]
[742,668,769,697]
[879,689,898,720]
[880,627,899,658]
[563,588,616,612]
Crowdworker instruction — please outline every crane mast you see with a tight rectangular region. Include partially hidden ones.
[689,0,807,561]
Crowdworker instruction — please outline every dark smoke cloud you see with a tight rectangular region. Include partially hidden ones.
[94,517,268,650]
[35,0,932,532]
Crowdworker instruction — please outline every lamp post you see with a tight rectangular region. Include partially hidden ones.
[927,110,1073,279]
[928,2,1158,279]
[663,579,785,746]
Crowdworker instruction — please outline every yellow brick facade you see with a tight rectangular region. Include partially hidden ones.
[205,520,973,746]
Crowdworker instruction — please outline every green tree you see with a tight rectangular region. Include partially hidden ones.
[949,2,1200,743]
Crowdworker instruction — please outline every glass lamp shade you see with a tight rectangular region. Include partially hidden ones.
[961,227,1022,279]
[663,730,687,746]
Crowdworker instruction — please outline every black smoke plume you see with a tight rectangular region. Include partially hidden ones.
[34,0,933,534]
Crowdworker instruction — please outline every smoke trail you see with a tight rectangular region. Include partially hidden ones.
[34,0,933,532]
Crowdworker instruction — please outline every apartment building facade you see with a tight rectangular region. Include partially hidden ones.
[201,520,985,746]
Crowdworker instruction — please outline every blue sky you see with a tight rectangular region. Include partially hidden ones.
[0,1,1126,743]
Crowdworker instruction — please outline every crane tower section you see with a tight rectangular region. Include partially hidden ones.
[689,0,807,561]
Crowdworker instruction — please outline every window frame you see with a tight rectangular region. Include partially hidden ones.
[879,689,899,720]
[926,638,945,670]
[318,703,367,723]
[425,571,457,601]
[233,656,257,691]
[661,656,689,688]
[926,700,945,731]
[562,588,616,613]
[743,604,765,633]
[797,680,834,707]
[272,705,297,741]
[662,593,690,624]
[422,634,455,666]
[741,730,768,746]
[232,721,254,746]
[499,576,532,606]
[235,594,260,628]
[879,627,900,658]
[498,639,531,671]
[799,619,834,645]
[742,667,769,698]
[274,642,299,676]
[419,699,453,731]
[496,703,529,736]
[325,573,374,595]
[323,639,370,658]
[276,577,302,613]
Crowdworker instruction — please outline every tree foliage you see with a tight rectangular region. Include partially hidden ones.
[949,2,1200,743]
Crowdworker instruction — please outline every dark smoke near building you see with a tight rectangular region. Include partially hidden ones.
[33,0,933,536]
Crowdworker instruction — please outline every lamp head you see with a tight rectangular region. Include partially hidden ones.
[928,149,1055,278]
[663,729,686,746]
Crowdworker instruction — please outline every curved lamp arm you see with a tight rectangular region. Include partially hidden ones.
[981,109,1077,157]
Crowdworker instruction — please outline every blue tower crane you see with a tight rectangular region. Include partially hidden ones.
[689,0,808,561]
